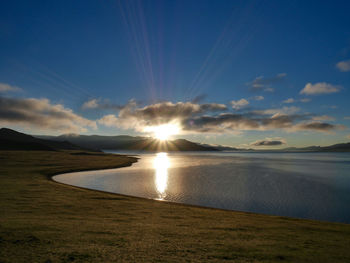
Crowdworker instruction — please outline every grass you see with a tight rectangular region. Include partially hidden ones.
[0,150,350,262]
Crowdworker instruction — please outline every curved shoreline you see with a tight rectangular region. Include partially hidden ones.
[50,157,277,219]
[50,156,349,224]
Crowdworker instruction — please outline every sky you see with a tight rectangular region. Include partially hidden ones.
[1,0,350,148]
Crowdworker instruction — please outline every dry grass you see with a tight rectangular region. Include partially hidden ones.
[1,150,350,262]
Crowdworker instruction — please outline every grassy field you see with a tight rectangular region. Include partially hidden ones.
[1,151,350,262]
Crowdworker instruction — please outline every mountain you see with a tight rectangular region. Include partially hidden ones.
[0,128,95,151]
[37,134,218,152]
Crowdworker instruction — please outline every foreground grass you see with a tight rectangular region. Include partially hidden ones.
[0,151,350,262]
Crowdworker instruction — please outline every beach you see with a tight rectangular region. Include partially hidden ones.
[1,150,350,262]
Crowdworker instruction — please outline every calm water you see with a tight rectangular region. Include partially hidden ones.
[53,151,350,223]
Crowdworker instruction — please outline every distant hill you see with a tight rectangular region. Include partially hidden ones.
[0,128,95,151]
[4,127,350,152]
[37,133,350,152]
[37,134,218,152]
[200,144,248,151]
[282,142,350,152]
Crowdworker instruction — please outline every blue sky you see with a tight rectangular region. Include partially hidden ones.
[1,0,350,148]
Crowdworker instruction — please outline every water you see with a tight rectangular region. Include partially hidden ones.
[53,151,350,223]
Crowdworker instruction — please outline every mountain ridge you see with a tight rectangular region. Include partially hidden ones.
[36,133,218,152]
[1,127,350,152]
[0,128,98,151]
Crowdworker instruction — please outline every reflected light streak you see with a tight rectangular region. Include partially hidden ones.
[153,152,170,200]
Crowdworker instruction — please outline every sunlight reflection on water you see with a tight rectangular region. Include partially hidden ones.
[153,152,169,200]
[53,152,350,223]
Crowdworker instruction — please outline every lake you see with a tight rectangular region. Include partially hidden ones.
[53,151,350,223]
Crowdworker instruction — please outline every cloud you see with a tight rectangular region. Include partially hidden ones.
[231,99,249,110]
[300,82,341,95]
[336,59,350,72]
[252,96,264,101]
[300,98,311,103]
[182,112,341,134]
[0,96,96,133]
[0,83,22,93]
[282,98,295,104]
[283,98,311,104]
[294,122,345,132]
[96,99,344,135]
[253,106,301,116]
[191,94,207,103]
[97,114,119,127]
[81,98,132,111]
[183,110,303,133]
[250,137,286,146]
[347,134,350,140]
[323,105,338,109]
[98,101,228,131]
[345,116,350,120]
[312,115,335,121]
[248,73,287,92]
[264,88,274,92]
[82,99,99,109]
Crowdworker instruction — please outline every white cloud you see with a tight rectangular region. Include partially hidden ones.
[312,115,335,121]
[253,96,264,101]
[283,98,311,104]
[98,114,119,127]
[264,87,274,92]
[345,116,350,120]
[300,98,311,103]
[336,59,350,72]
[0,96,96,133]
[82,99,99,109]
[0,83,22,93]
[300,82,341,95]
[254,106,300,116]
[282,98,295,104]
[231,99,249,110]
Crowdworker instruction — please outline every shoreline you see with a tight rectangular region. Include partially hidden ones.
[51,164,350,226]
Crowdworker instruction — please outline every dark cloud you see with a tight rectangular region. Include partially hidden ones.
[119,101,227,126]
[96,100,344,134]
[0,96,96,133]
[98,101,228,131]
[191,94,207,103]
[261,114,301,129]
[251,138,286,146]
[81,98,130,110]
[182,113,259,133]
[182,111,310,133]
[248,73,287,92]
[294,122,344,132]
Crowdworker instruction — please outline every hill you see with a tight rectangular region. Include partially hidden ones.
[0,128,95,151]
[282,142,350,152]
[37,134,218,151]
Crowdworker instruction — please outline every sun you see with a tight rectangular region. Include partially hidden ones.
[144,123,180,141]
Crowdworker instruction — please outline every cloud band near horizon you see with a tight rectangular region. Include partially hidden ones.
[0,96,346,136]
